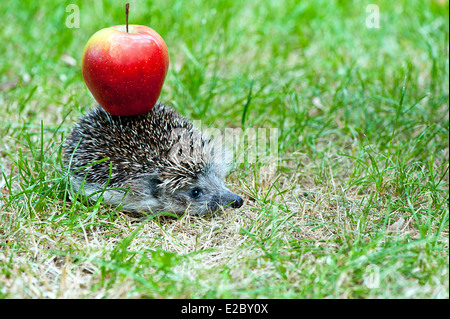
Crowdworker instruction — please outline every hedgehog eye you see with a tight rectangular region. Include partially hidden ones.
[190,188,203,199]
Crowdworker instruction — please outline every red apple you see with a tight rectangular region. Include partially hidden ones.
[81,24,169,116]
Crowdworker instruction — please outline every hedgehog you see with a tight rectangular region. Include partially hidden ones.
[63,103,243,216]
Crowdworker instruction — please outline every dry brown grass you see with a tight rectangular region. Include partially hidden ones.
[2,156,446,298]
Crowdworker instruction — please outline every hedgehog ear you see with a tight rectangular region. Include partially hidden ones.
[148,175,162,186]
[128,174,163,196]
[147,174,163,197]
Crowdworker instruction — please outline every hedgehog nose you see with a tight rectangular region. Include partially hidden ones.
[231,195,244,208]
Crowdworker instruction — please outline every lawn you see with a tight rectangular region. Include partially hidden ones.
[0,0,448,298]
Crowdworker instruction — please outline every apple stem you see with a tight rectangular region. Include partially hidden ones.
[126,3,129,33]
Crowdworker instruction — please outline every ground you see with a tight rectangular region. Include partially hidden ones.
[0,0,448,298]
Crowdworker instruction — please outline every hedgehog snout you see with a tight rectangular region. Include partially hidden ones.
[231,195,244,208]
[217,191,244,209]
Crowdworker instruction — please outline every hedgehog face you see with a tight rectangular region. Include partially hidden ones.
[139,170,242,216]
[166,173,243,216]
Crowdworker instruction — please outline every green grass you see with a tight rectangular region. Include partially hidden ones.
[0,0,448,298]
